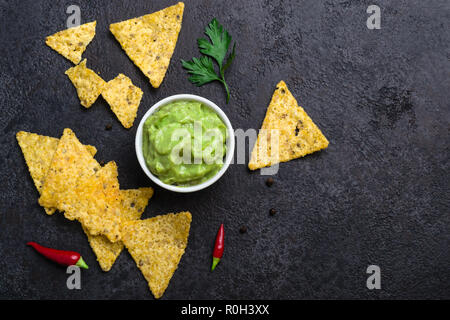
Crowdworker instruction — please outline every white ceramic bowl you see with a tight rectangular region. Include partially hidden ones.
[135,94,235,193]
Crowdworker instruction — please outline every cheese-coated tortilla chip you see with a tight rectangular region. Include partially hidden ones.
[65,59,106,108]
[84,188,154,272]
[122,211,192,299]
[101,74,143,128]
[109,2,184,88]
[62,161,123,243]
[248,81,329,170]
[16,131,96,215]
[45,21,96,64]
[38,128,101,209]
[37,130,123,242]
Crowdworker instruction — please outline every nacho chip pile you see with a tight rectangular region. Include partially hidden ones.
[17,129,191,298]
[63,60,143,128]
[83,187,154,271]
[45,3,185,128]
[45,20,143,127]
[16,131,97,215]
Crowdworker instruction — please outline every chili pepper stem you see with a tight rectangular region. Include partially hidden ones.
[211,257,221,271]
[76,257,89,269]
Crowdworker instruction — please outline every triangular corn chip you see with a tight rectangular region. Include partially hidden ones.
[248,81,329,170]
[45,21,97,64]
[62,161,124,243]
[38,130,123,242]
[101,74,143,128]
[38,128,100,209]
[65,59,106,108]
[122,211,192,299]
[84,187,154,272]
[16,131,96,215]
[110,2,184,88]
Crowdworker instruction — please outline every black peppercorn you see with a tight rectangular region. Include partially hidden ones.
[265,177,274,187]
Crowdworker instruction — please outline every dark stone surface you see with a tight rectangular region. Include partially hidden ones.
[0,0,449,299]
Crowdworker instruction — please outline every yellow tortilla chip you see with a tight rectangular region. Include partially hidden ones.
[101,74,143,128]
[45,21,96,64]
[38,128,101,209]
[37,130,123,242]
[16,131,96,215]
[84,187,154,272]
[62,161,124,243]
[110,2,184,88]
[65,59,106,108]
[122,211,192,299]
[248,81,329,170]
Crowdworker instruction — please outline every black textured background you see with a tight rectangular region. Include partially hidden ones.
[0,0,449,300]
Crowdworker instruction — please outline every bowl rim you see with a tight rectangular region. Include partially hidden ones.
[135,94,235,193]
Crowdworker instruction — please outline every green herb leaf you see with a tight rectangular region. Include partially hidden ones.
[221,43,236,77]
[198,18,231,70]
[181,57,221,86]
[182,18,235,103]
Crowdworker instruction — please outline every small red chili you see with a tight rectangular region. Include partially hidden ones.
[211,223,224,271]
[27,242,88,269]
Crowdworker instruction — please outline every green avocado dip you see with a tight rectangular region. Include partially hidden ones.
[142,100,227,186]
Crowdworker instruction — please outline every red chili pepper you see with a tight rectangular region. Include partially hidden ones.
[211,223,224,271]
[27,242,88,269]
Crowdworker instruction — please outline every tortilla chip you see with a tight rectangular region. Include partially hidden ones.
[45,21,96,64]
[109,2,184,88]
[101,74,143,128]
[62,161,124,243]
[37,130,123,242]
[38,128,101,209]
[122,211,192,299]
[248,81,329,170]
[84,188,154,272]
[65,59,106,108]
[16,131,96,215]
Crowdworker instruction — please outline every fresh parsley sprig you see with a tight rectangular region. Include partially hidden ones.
[182,18,236,103]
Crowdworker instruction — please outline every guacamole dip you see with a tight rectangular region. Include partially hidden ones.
[142,100,227,186]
